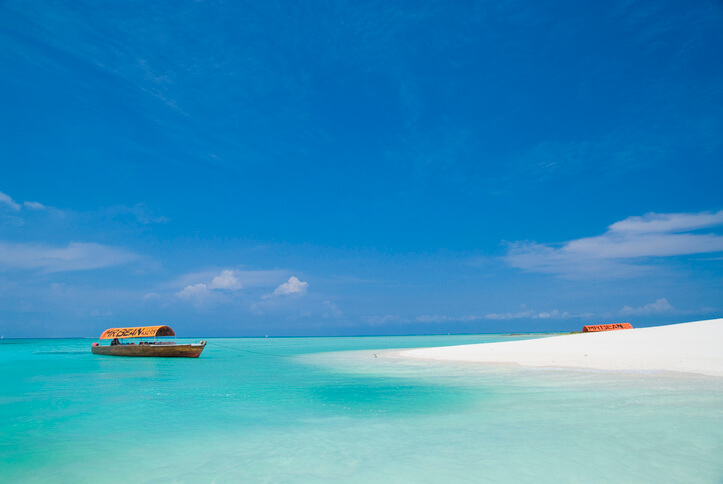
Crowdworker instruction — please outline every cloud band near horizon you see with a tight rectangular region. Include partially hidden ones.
[504,210,723,278]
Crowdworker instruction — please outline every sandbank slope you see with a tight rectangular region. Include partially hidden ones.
[399,318,723,376]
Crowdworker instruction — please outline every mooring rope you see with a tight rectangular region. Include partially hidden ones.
[205,341,300,359]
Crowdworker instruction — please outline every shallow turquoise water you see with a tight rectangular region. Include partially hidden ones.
[1,335,722,483]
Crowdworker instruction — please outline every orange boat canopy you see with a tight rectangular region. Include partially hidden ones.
[100,325,176,340]
[582,323,633,333]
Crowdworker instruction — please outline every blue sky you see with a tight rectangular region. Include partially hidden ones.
[1,0,722,337]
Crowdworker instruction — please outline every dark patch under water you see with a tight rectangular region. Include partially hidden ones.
[34,351,89,355]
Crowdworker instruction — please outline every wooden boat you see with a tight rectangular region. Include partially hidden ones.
[91,325,206,358]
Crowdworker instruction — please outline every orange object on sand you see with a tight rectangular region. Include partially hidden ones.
[582,323,633,332]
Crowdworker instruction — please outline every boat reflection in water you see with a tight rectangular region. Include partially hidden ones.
[91,325,206,358]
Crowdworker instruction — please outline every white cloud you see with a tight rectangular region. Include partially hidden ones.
[210,270,241,290]
[0,191,49,212]
[323,300,343,318]
[89,309,113,317]
[174,269,246,303]
[367,314,409,325]
[0,191,21,211]
[416,314,452,323]
[168,268,285,290]
[418,309,593,322]
[107,203,168,224]
[0,241,140,272]
[620,298,674,315]
[22,201,45,210]
[271,276,308,296]
[482,310,537,320]
[504,210,723,278]
[479,309,584,320]
[176,283,209,300]
[142,292,160,300]
[609,211,723,234]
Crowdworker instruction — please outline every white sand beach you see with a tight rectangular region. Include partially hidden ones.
[399,318,723,376]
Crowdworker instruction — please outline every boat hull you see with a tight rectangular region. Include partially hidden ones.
[91,342,206,358]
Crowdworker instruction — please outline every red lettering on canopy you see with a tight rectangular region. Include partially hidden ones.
[582,323,633,333]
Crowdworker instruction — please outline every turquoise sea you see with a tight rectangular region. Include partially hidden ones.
[2,335,722,483]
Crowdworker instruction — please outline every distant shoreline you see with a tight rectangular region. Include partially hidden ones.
[396,318,723,377]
